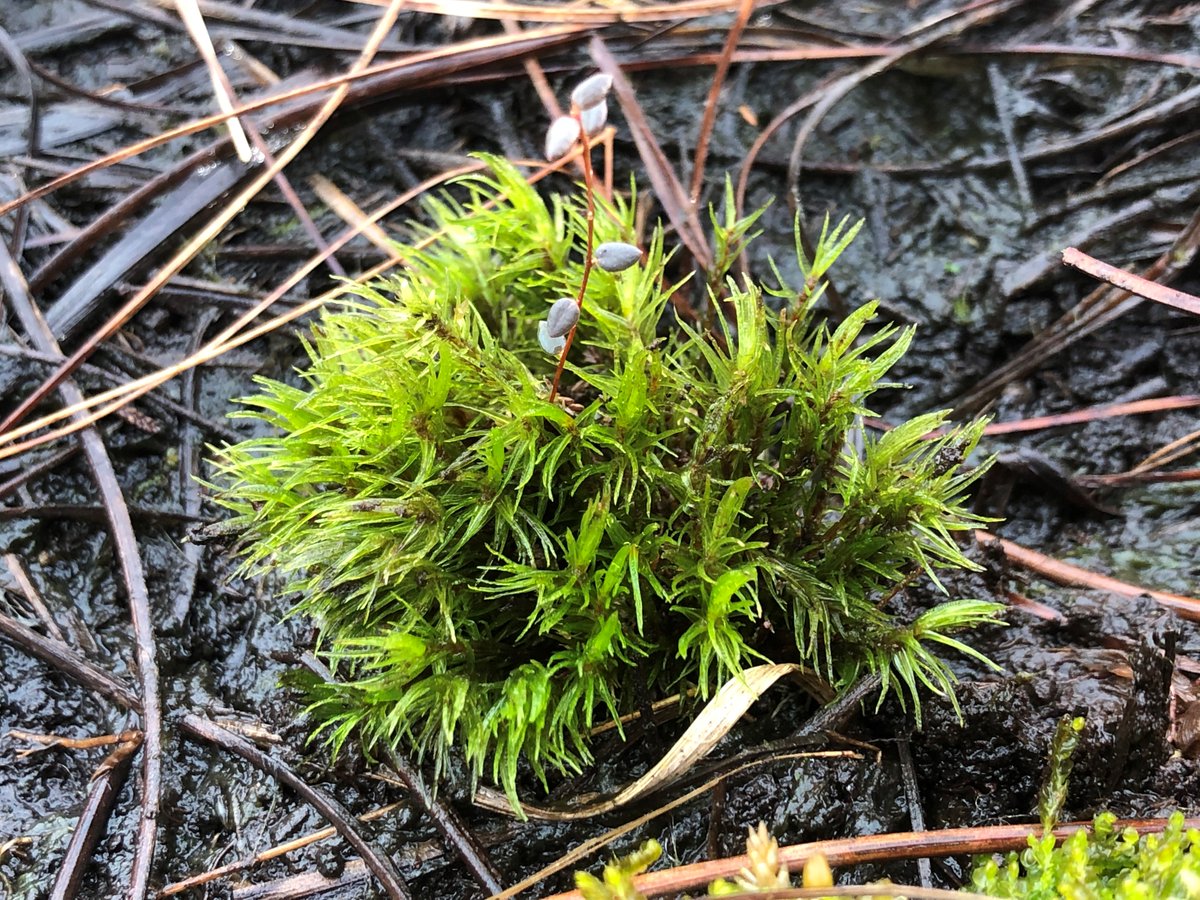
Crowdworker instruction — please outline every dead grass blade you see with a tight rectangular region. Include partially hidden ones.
[175,0,252,160]
[487,750,857,900]
[475,663,802,820]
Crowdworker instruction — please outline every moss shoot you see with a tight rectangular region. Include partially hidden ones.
[210,157,1000,803]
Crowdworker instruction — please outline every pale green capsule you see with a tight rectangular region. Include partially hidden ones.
[571,73,612,110]
[544,116,580,160]
[579,100,608,134]
[545,297,579,338]
[594,241,641,272]
[537,320,566,355]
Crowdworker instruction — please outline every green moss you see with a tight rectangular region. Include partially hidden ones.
[209,156,999,804]
[970,812,1200,898]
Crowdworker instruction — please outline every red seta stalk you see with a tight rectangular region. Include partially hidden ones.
[548,111,597,403]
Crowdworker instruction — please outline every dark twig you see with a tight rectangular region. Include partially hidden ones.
[180,714,411,900]
[171,309,221,627]
[383,749,503,895]
[715,673,882,768]
[896,735,932,890]
[0,240,162,900]
[4,552,66,643]
[0,24,39,257]
[0,612,141,712]
[49,733,143,900]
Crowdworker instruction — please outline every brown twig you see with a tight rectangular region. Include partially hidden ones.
[688,0,755,205]
[980,395,1200,436]
[351,0,784,24]
[541,817,1200,899]
[48,734,143,900]
[0,612,141,712]
[1061,247,1200,317]
[384,749,503,895]
[0,238,162,900]
[975,530,1200,621]
[180,714,410,900]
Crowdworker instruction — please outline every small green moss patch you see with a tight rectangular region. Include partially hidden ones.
[210,157,999,803]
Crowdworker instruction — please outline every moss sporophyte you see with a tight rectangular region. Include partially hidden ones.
[210,74,1002,807]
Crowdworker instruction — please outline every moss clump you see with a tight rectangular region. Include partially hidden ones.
[210,157,999,802]
[970,812,1200,898]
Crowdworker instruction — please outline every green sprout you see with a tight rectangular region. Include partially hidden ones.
[576,839,661,900]
[209,145,1000,805]
[970,812,1200,898]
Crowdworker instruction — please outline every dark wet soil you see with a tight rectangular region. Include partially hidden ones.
[2,1,1199,897]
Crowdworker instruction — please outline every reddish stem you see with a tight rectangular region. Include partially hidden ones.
[549,110,597,402]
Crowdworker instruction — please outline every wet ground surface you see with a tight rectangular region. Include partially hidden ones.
[1,1,1199,897]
